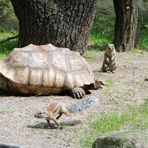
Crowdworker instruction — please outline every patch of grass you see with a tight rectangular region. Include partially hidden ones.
[84,51,97,62]
[137,14,148,51]
[132,48,147,55]
[89,9,148,52]
[139,82,145,90]
[88,9,115,51]
[0,29,18,59]
[0,108,11,115]
[80,99,148,148]
[126,60,134,64]
[121,88,133,101]
[105,79,114,88]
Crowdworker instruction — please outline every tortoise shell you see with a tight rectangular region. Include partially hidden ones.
[0,44,95,95]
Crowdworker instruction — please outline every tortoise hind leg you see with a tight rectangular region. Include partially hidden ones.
[69,87,86,99]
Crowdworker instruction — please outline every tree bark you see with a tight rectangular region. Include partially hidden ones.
[10,0,99,55]
[113,0,140,51]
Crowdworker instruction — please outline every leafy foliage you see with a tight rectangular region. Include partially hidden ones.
[0,29,18,59]
[80,99,148,148]
[88,8,148,51]
[0,0,18,30]
[137,13,148,50]
[88,9,115,51]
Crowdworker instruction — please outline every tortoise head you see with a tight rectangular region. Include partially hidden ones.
[93,79,105,90]
[34,112,48,119]
[84,79,104,90]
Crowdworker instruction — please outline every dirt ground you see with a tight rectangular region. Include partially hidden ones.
[0,51,148,148]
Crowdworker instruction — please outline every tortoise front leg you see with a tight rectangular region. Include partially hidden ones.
[69,87,86,99]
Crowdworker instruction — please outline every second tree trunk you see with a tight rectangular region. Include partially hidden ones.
[113,0,140,51]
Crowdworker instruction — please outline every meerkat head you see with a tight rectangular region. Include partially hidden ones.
[108,44,115,52]
[34,112,48,119]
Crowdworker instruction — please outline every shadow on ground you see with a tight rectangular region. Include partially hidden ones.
[27,120,82,129]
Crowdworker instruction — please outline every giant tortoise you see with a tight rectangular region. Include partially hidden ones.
[0,44,103,98]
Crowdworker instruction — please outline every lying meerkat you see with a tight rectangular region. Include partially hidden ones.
[34,96,100,128]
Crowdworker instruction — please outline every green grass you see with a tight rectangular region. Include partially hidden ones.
[0,28,18,59]
[80,99,148,148]
[92,100,148,131]
[84,51,98,61]
[0,106,14,115]
[0,10,147,59]
[88,10,148,51]
[137,14,148,50]
[88,11,115,51]
[105,79,114,88]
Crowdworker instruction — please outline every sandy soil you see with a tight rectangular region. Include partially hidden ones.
[0,51,148,148]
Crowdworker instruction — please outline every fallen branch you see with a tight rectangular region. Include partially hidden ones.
[0,34,19,44]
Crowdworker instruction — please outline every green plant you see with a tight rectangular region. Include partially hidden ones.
[105,79,113,88]
[84,51,98,61]
[136,11,148,50]
[0,30,18,59]
[137,12,148,51]
[80,99,148,148]
[0,108,13,115]
[87,8,115,51]
[88,8,148,52]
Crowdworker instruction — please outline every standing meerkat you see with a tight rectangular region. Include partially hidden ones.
[102,44,117,73]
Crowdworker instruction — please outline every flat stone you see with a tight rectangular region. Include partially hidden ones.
[0,143,22,148]
[92,129,148,148]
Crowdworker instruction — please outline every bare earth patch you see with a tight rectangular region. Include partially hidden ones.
[0,51,148,148]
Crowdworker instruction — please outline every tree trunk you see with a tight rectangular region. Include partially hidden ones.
[113,0,140,51]
[10,0,99,55]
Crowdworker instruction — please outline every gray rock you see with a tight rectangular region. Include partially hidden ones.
[0,143,22,148]
[92,129,148,148]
